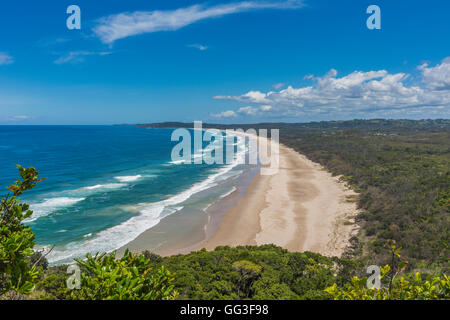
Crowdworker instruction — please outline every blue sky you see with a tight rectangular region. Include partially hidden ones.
[0,0,449,124]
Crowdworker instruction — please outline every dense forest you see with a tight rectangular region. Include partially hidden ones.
[278,119,450,272]
[1,119,449,300]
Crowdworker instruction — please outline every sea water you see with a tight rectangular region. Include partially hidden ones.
[0,125,249,265]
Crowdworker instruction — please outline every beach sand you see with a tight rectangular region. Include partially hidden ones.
[120,132,359,258]
[197,133,359,257]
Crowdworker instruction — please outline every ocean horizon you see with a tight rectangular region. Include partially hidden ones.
[0,125,250,265]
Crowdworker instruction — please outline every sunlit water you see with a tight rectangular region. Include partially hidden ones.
[0,125,247,265]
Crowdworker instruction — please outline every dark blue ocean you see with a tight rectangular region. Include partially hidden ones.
[0,126,246,264]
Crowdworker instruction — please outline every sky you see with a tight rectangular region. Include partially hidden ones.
[0,0,449,124]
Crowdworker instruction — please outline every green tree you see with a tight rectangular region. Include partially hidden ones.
[232,260,262,298]
[0,165,45,297]
[325,267,449,300]
[72,249,178,300]
[325,246,450,300]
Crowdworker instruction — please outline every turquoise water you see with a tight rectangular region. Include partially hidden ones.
[0,126,246,264]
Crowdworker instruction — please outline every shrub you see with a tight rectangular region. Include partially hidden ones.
[72,249,178,300]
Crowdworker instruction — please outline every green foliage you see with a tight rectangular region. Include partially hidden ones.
[4,119,449,301]
[0,165,45,296]
[325,246,450,300]
[0,167,178,300]
[30,265,70,300]
[146,245,340,300]
[71,249,178,300]
[142,250,163,264]
[437,189,450,209]
[157,120,450,271]
[30,244,449,300]
[232,260,263,298]
[325,269,449,300]
[276,120,450,271]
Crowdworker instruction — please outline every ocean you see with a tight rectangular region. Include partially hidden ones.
[0,125,251,265]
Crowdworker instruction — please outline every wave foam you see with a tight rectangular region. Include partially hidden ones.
[83,183,127,190]
[27,197,85,222]
[114,175,142,182]
[220,186,237,199]
[47,132,249,264]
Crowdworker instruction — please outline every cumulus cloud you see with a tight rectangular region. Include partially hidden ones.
[0,52,14,65]
[211,110,237,118]
[214,90,270,104]
[93,0,304,44]
[237,106,258,115]
[54,51,112,64]
[213,58,450,118]
[213,105,272,118]
[419,58,450,90]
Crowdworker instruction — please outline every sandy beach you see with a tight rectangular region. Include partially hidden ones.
[120,132,359,258]
[196,133,359,257]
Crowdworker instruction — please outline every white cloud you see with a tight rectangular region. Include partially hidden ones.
[237,106,258,115]
[419,58,450,90]
[272,82,285,89]
[213,58,450,118]
[187,44,208,51]
[37,38,70,47]
[0,52,14,65]
[54,51,112,64]
[260,105,272,111]
[93,1,304,44]
[211,110,237,118]
[0,115,34,123]
[214,90,270,104]
[7,115,31,122]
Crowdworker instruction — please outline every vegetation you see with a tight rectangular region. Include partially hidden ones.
[71,250,177,300]
[1,166,177,300]
[30,244,356,300]
[161,119,449,272]
[276,119,449,272]
[326,268,449,300]
[30,244,448,300]
[0,165,44,298]
[325,245,449,300]
[143,245,347,300]
[1,119,449,300]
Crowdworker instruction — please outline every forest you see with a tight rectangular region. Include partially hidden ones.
[1,119,449,300]
[278,119,449,272]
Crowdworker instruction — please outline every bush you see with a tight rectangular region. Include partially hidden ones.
[0,166,45,297]
[71,249,178,300]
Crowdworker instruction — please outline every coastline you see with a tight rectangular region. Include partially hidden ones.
[120,131,359,258]
[196,134,360,257]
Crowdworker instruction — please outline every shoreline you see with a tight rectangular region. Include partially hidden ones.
[195,135,359,257]
[120,131,359,258]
